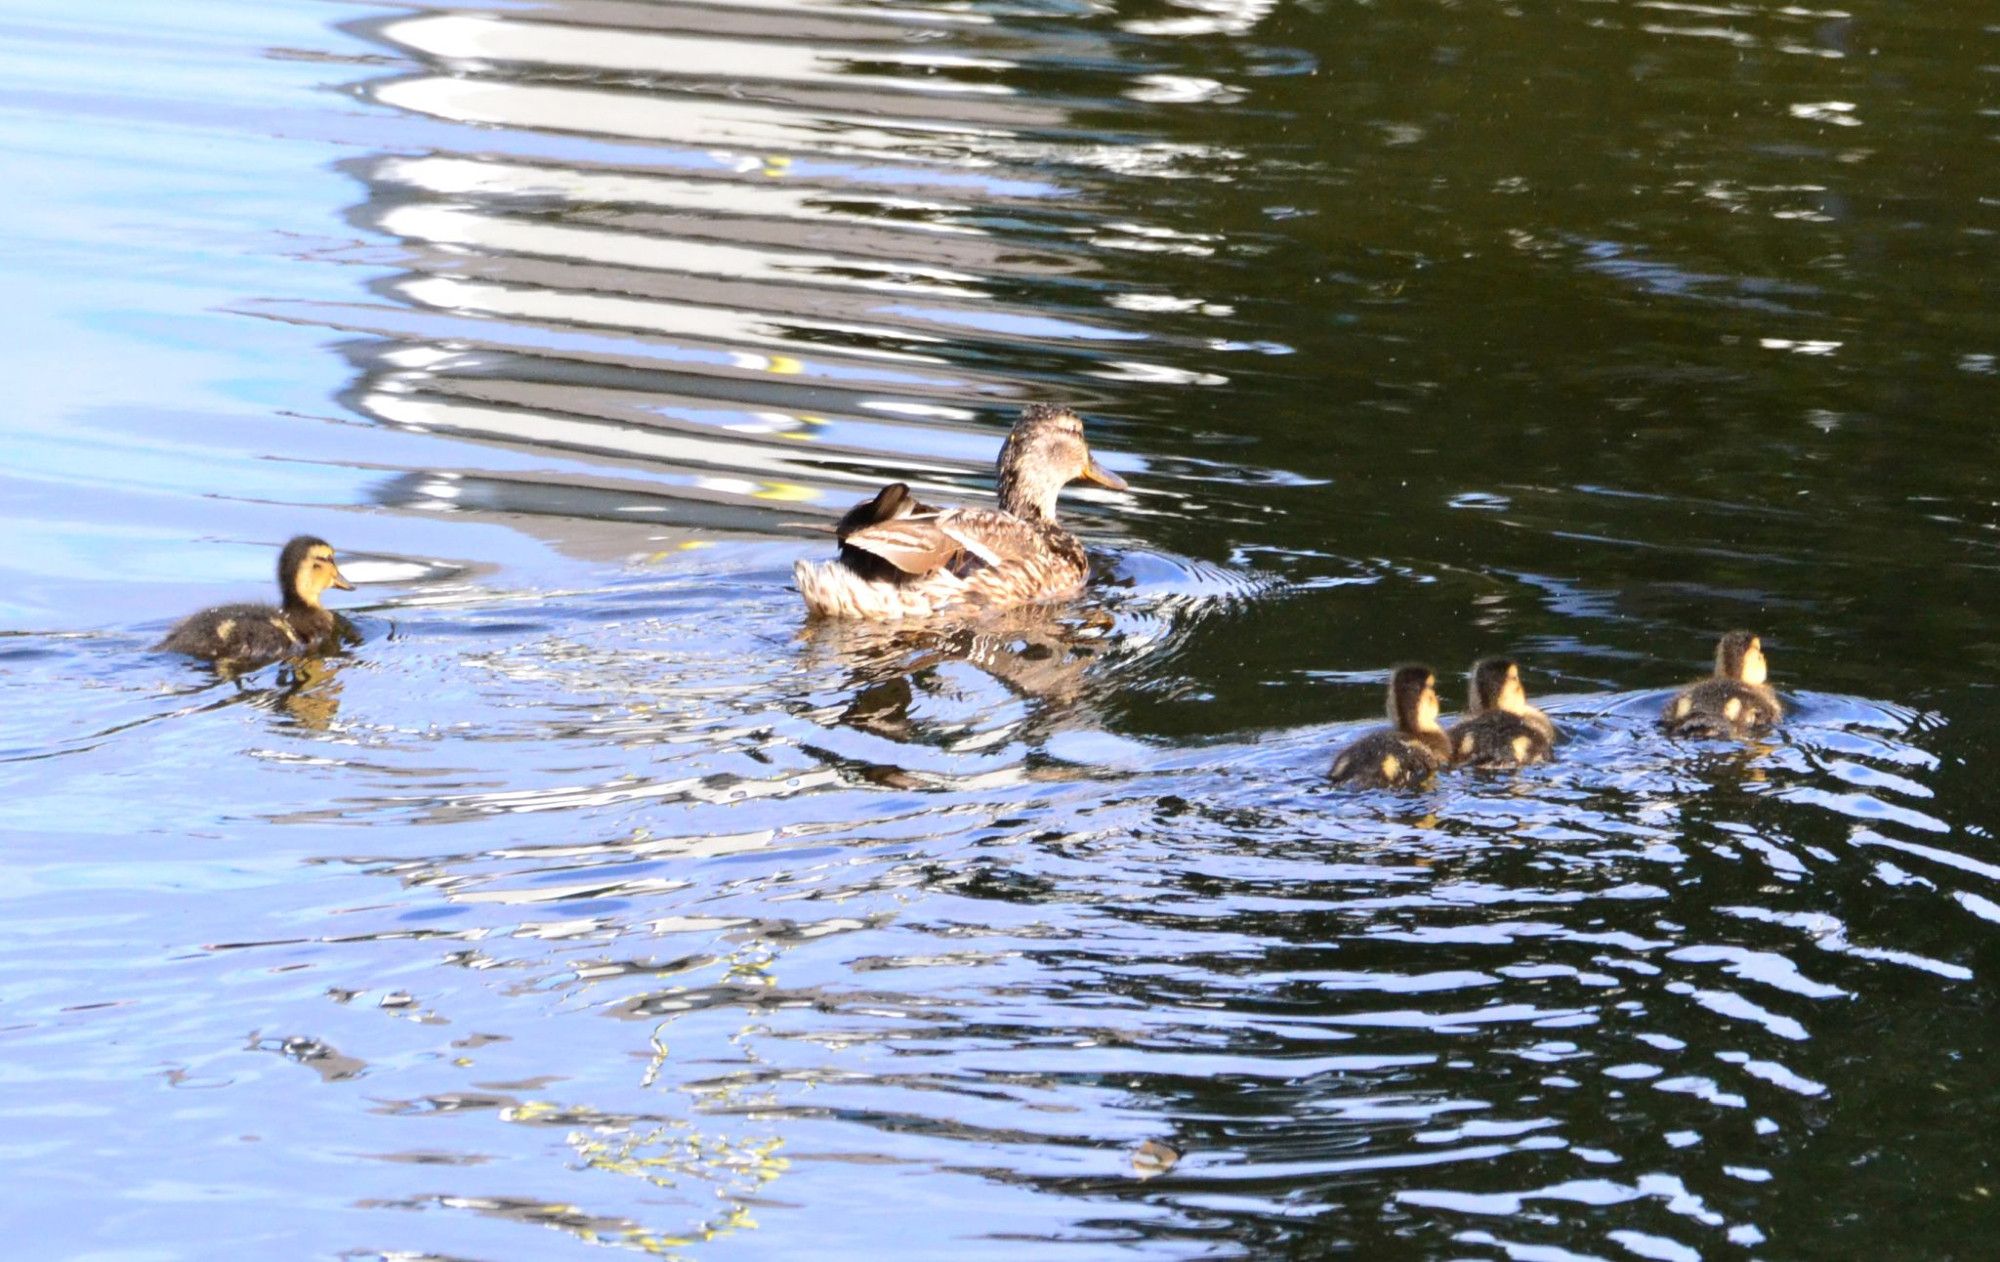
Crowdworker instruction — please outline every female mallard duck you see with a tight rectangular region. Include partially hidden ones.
[1662,629,1782,738]
[156,535,361,667]
[795,404,1127,620]
[1329,665,1452,789]
[1449,658,1558,768]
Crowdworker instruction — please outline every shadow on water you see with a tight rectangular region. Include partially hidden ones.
[4,0,2000,1258]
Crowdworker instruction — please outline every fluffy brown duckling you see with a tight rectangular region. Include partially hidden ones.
[157,535,361,667]
[1448,658,1558,768]
[1662,629,1782,738]
[1329,664,1452,789]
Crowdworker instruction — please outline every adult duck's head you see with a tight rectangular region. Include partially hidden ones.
[278,536,354,611]
[995,404,1127,520]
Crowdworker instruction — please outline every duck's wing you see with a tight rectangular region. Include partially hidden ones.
[840,514,972,576]
[836,483,917,543]
[843,507,1040,576]
[936,509,1037,568]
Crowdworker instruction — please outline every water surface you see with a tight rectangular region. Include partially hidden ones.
[3,0,1999,1256]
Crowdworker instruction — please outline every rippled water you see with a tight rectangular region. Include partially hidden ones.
[5,0,2000,1256]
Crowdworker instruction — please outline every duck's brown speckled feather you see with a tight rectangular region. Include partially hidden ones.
[800,509,1092,620]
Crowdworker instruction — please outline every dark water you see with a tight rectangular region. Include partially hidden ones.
[4,0,1998,1256]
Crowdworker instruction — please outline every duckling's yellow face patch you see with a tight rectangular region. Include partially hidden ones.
[297,547,354,600]
[1416,683,1440,728]
[1741,641,1768,685]
[1498,672,1529,713]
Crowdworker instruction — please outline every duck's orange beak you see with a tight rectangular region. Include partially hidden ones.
[1081,456,1128,491]
[328,562,355,591]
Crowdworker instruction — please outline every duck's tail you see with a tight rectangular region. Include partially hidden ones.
[793,558,841,618]
[794,558,952,620]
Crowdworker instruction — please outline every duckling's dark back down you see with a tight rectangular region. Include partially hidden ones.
[156,603,355,667]
[157,603,290,662]
[1448,710,1556,768]
[1663,679,1781,737]
[1329,729,1448,789]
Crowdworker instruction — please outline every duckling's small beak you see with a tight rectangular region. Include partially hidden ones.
[329,564,356,592]
[1081,456,1128,491]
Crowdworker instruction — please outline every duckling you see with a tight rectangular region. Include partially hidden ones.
[156,535,360,667]
[795,403,1127,620]
[1329,665,1452,789]
[1448,658,1558,768]
[1662,629,1782,738]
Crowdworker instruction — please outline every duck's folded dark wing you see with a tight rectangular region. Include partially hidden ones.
[842,508,1043,576]
[836,483,917,542]
[840,517,973,576]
